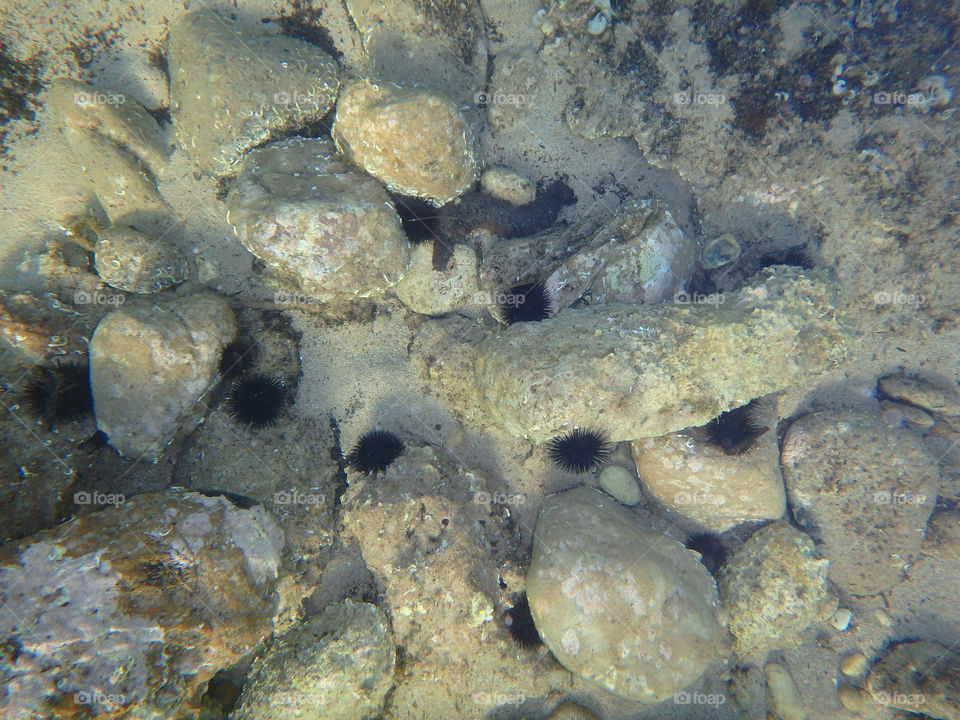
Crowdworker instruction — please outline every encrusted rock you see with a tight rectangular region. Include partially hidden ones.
[167,9,340,175]
[527,486,725,703]
[545,199,699,309]
[89,291,235,461]
[866,640,960,719]
[395,243,481,315]
[225,137,409,303]
[781,409,940,595]
[718,522,829,660]
[232,599,395,720]
[630,399,785,532]
[0,490,282,719]
[94,225,188,293]
[332,78,479,206]
[441,266,849,442]
[48,77,171,233]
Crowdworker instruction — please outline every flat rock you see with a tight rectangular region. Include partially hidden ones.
[168,9,340,175]
[424,266,849,442]
[781,409,940,595]
[225,137,409,303]
[232,599,395,720]
[879,373,960,420]
[867,640,960,720]
[527,486,725,703]
[0,490,282,719]
[89,291,235,461]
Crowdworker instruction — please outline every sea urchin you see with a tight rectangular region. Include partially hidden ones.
[22,361,93,424]
[504,592,542,650]
[226,374,286,429]
[702,399,769,456]
[346,429,404,474]
[546,428,611,473]
[498,282,556,324]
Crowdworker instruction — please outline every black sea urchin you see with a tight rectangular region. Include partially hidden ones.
[504,592,542,650]
[499,282,555,324]
[684,532,729,575]
[547,428,611,474]
[702,399,768,456]
[22,361,93,424]
[346,429,404,474]
[226,374,286,428]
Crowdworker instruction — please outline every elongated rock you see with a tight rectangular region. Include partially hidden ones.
[471,266,849,442]
[168,9,340,175]
[89,292,235,461]
[527,486,725,703]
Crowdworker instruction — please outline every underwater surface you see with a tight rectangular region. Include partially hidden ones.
[0,0,959,718]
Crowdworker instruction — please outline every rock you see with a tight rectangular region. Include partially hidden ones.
[764,661,806,720]
[840,652,868,677]
[94,225,188,293]
[0,290,92,362]
[781,409,940,595]
[866,640,960,720]
[526,486,725,703]
[544,701,600,720]
[455,266,849,442]
[225,137,409,303]
[89,291,235,461]
[880,399,936,431]
[48,78,172,234]
[545,199,699,309]
[702,233,742,269]
[344,0,487,107]
[597,465,642,506]
[0,490,282,720]
[167,9,340,175]
[395,243,481,315]
[879,374,960,420]
[232,599,395,720]
[630,398,785,533]
[332,78,479,206]
[718,522,829,661]
[830,608,853,632]
[481,166,537,205]
[837,684,865,712]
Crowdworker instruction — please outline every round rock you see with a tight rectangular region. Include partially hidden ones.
[89,291,235,461]
[332,78,479,206]
[526,486,725,703]
[597,465,642,506]
[168,9,340,175]
[225,137,409,303]
[232,599,395,720]
[94,225,188,293]
[781,409,940,595]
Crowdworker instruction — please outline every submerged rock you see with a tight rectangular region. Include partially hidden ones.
[89,291,235,461]
[867,640,960,720]
[526,486,725,703]
[168,9,340,175]
[440,266,849,442]
[0,490,282,719]
[781,409,939,595]
[332,78,479,206]
[718,522,829,661]
[94,225,188,293]
[395,242,481,315]
[232,599,395,720]
[225,137,409,303]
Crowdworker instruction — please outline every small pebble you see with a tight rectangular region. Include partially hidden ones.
[764,661,806,720]
[831,608,853,631]
[837,684,865,712]
[598,465,642,506]
[873,607,894,627]
[840,652,868,677]
[817,595,839,621]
